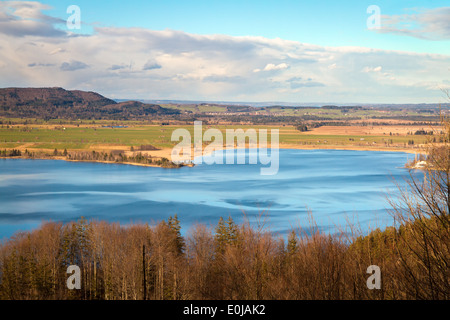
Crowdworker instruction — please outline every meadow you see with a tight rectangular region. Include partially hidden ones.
[0,122,431,157]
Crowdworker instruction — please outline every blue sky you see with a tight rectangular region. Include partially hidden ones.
[0,0,449,103]
[42,0,450,54]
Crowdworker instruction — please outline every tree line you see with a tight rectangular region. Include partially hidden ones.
[0,149,185,168]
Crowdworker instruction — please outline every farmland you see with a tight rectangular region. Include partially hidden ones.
[0,122,434,161]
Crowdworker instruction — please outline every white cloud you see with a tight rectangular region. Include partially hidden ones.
[253,62,289,73]
[0,1,65,37]
[0,1,449,103]
[376,7,450,40]
[263,63,289,71]
[328,63,337,70]
[363,66,382,73]
[49,48,66,55]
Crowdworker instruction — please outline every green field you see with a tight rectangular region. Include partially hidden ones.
[0,124,430,152]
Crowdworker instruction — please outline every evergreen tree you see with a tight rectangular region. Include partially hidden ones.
[214,217,228,255]
[215,216,239,255]
[167,214,184,254]
[226,216,239,246]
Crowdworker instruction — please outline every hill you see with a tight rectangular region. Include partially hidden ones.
[0,87,179,120]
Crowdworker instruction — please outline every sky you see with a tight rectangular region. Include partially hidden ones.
[0,0,449,104]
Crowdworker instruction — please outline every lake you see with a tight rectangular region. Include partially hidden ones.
[0,149,416,239]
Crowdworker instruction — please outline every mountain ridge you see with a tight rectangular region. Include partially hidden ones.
[0,87,179,120]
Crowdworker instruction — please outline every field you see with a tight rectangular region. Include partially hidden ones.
[0,122,435,164]
[159,103,441,119]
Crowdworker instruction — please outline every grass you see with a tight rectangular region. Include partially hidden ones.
[0,123,431,154]
[0,142,22,148]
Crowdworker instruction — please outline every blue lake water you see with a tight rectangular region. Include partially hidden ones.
[0,149,416,239]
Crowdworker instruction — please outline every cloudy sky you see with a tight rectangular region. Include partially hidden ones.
[0,0,449,104]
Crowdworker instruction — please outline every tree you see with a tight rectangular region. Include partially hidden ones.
[167,214,184,255]
[226,216,239,246]
[296,122,308,132]
[388,106,450,299]
[214,217,228,255]
[214,216,239,255]
[287,230,298,255]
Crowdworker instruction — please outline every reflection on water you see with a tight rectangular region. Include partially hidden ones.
[0,150,414,239]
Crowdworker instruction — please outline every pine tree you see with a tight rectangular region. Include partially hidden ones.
[215,216,239,255]
[167,214,184,254]
[214,217,228,255]
[226,216,239,246]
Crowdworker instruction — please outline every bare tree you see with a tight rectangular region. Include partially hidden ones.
[388,96,449,299]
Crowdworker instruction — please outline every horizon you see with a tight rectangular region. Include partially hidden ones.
[3,86,450,107]
[0,1,449,104]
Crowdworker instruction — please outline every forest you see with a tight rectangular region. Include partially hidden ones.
[0,201,448,300]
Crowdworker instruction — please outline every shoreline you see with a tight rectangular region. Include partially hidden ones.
[1,144,424,168]
[0,157,194,169]
[279,144,425,155]
[197,143,424,158]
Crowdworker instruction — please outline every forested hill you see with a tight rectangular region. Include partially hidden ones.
[0,87,180,120]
